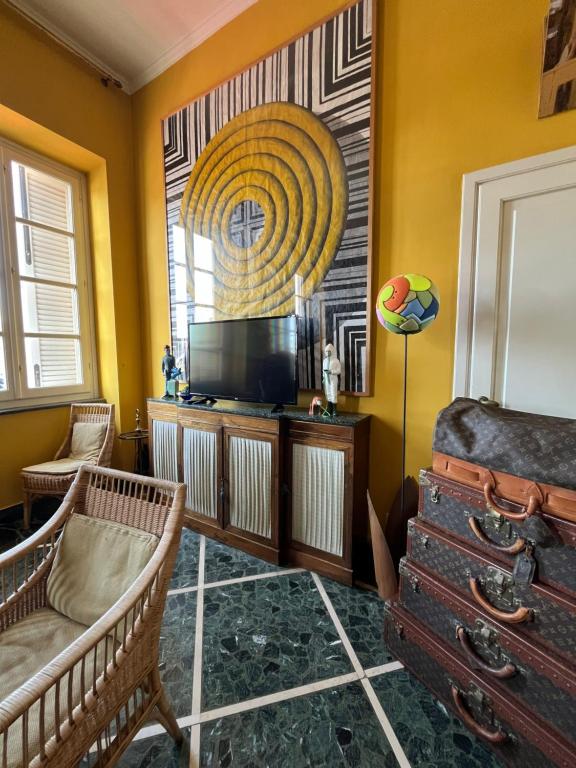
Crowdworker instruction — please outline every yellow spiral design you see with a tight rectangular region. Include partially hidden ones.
[179,101,348,317]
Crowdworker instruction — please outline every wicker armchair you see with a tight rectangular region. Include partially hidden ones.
[0,464,186,768]
[21,403,115,529]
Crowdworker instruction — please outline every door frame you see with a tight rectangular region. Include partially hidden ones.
[453,144,576,400]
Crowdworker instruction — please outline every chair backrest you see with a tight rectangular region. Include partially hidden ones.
[73,463,179,539]
[55,403,115,467]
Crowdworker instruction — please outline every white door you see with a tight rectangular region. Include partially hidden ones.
[454,146,576,419]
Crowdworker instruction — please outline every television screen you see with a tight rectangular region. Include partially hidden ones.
[188,316,298,405]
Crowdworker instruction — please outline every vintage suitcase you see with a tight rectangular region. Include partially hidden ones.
[407,518,576,663]
[433,398,576,497]
[419,468,576,596]
[397,556,576,741]
[383,603,576,768]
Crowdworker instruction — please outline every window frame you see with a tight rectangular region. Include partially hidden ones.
[0,138,98,410]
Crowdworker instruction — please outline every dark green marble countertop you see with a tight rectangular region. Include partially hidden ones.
[147,397,370,427]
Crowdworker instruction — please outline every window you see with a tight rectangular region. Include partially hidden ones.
[0,139,97,409]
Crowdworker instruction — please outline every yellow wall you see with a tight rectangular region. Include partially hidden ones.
[2,0,576,517]
[133,0,576,516]
[0,5,142,507]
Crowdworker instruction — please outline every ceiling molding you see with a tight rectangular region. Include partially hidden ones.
[6,0,257,95]
[5,0,128,89]
[128,0,257,93]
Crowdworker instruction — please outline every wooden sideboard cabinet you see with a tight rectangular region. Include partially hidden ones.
[147,399,370,583]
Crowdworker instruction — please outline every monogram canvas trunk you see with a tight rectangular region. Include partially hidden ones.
[384,603,576,768]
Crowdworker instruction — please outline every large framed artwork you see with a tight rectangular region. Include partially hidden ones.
[162,0,374,394]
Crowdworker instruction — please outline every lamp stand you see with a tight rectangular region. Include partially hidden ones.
[401,333,408,518]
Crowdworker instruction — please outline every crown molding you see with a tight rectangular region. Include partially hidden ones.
[5,0,128,88]
[128,0,257,93]
[6,0,257,95]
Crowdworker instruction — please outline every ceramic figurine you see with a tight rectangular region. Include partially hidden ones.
[162,345,176,399]
[322,343,341,417]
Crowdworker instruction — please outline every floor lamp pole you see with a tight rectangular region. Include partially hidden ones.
[401,333,408,518]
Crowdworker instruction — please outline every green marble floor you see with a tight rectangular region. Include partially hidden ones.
[110,528,505,767]
[1,514,504,768]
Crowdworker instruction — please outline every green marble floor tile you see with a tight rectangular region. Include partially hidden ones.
[160,591,196,717]
[320,577,392,668]
[371,669,505,767]
[170,528,200,589]
[200,682,398,767]
[201,572,353,710]
[204,536,280,584]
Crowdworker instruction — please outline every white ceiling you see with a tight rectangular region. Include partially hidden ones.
[8,0,257,93]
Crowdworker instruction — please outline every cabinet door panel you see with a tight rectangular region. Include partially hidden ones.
[227,435,272,540]
[182,426,219,520]
[291,443,345,557]
[151,419,178,482]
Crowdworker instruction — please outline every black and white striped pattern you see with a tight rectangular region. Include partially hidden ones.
[163,0,373,393]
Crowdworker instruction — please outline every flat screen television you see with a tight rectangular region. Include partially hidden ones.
[187,315,298,407]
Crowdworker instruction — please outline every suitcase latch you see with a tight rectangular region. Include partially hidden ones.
[430,485,440,504]
[482,568,521,610]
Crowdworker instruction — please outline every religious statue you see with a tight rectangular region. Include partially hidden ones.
[322,343,341,417]
[162,345,176,398]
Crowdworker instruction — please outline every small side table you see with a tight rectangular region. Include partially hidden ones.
[118,429,149,475]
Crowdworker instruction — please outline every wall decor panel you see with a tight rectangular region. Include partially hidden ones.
[162,0,373,394]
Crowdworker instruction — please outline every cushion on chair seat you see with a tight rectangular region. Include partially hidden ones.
[22,421,107,475]
[0,607,87,703]
[22,457,88,475]
[47,513,159,628]
[0,608,112,768]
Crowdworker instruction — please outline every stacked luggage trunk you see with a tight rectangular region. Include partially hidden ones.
[384,398,576,768]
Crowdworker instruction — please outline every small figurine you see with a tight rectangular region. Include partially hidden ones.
[322,343,341,417]
[309,395,323,417]
[135,408,142,432]
[162,345,176,399]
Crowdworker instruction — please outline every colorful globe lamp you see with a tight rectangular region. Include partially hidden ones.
[375,273,439,519]
[376,273,439,335]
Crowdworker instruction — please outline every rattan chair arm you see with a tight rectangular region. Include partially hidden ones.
[0,493,77,572]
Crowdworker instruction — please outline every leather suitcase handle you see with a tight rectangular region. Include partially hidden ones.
[450,685,508,744]
[455,626,517,679]
[468,517,526,555]
[469,577,532,624]
[483,479,541,521]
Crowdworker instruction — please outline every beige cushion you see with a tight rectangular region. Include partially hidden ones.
[69,421,107,461]
[0,608,111,768]
[47,513,158,628]
[22,457,86,475]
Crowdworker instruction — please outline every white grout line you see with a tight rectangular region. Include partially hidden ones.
[189,535,206,768]
[361,678,412,768]
[189,723,201,768]
[365,660,404,678]
[202,567,305,591]
[167,566,305,597]
[311,572,364,677]
[167,584,198,596]
[192,672,360,725]
[311,572,410,765]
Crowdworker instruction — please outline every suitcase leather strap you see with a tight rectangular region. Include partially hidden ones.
[450,685,508,744]
[483,477,542,521]
[467,516,526,554]
[469,577,532,624]
[455,626,517,679]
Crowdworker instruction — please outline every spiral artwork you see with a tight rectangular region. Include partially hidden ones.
[179,101,348,318]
